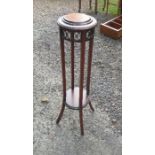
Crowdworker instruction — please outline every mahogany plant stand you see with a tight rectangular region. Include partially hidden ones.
[56,13,97,135]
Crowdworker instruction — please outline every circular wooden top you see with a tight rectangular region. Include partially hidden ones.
[57,13,97,30]
[63,13,91,24]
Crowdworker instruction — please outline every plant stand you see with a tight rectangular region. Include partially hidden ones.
[56,13,97,135]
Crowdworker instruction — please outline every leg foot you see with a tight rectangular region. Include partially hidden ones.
[56,103,65,124]
[89,101,94,112]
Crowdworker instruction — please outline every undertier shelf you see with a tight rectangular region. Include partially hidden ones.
[65,87,89,110]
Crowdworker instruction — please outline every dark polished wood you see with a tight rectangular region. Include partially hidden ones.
[57,13,97,135]
[56,102,65,124]
[64,13,90,24]
[79,31,86,135]
[71,32,74,90]
[56,28,66,124]
[60,28,66,99]
[58,13,97,30]
[88,101,94,111]
[87,28,95,111]
[87,29,94,96]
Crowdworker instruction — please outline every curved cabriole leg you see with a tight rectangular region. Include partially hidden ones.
[87,29,95,112]
[79,31,86,136]
[88,101,94,112]
[56,102,65,124]
[56,28,66,124]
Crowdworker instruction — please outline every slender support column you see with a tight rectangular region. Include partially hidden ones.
[87,29,95,112]
[71,32,74,90]
[79,31,86,135]
[56,28,66,124]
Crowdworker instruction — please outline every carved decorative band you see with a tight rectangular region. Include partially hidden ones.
[60,28,94,42]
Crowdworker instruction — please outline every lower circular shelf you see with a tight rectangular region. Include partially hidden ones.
[66,87,88,110]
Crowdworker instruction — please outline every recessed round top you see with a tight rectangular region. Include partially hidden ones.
[63,13,91,24]
[57,13,97,30]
